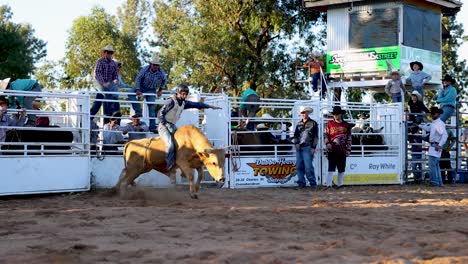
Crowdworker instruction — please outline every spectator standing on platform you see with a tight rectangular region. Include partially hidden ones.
[436,74,457,123]
[90,45,119,119]
[406,61,431,97]
[325,106,352,188]
[0,78,42,126]
[419,107,448,187]
[385,71,405,103]
[128,55,167,132]
[293,106,318,189]
[122,114,149,141]
[303,54,326,98]
[115,60,132,89]
[0,96,26,142]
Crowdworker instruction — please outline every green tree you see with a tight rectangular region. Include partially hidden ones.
[63,6,141,89]
[152,0,322,98]
[442,15,468,99]
[0,5,46,79]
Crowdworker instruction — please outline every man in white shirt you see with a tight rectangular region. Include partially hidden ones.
[419,107,448,186]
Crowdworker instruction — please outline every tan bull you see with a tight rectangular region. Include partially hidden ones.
[115,125,226,199]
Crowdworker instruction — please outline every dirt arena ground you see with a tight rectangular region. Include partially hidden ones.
[0,185,467,264]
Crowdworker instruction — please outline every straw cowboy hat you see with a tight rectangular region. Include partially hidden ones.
[101,45,115,52]
[410,61,423,71]
[330,106,346,115]
[150,55,161,65]
[411,90,422,101]
[299,106,313,114]
[0,78,11,90]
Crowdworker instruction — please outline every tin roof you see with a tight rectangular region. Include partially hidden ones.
[303,0,462,15]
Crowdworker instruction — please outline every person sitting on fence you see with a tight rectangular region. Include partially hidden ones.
[102,111,125,155]
[436,74,457,123]
[408,91,429,125]
[128,55,167,133]
[122,114,149,141]
[157,84,222,171]
[385,71,405,103]
[238,86,260,131]
[90,45,120,121]
[406,61,431,97]
[32,100,50,127]
[0,77,42,126]
[0,96,26,142]
[303,54,326,97]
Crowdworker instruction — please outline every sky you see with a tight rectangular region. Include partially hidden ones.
[3,0,468,62]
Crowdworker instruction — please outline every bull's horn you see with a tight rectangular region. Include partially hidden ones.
[205,148,213,153]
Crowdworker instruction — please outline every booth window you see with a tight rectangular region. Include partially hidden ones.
[403,5,440,52]
[349,8,399,49]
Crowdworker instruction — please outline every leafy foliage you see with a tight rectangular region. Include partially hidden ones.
[152,0,323,99]
[0,5,46,80]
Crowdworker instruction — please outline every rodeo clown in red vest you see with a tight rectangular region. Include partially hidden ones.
[324,106,352,188]
[157,84,222,171]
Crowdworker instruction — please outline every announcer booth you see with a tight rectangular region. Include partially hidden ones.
[303,0,462,92]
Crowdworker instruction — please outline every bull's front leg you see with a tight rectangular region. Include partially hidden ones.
[180,166,197,199]
[195,167,203,194]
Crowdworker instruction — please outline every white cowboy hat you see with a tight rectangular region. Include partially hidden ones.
[256,123,268,130]
[101,45,115,52]
[299,106,313,113]
[0,78,11,90]
[411,90,422,101]
[261,113,274,119]
[150,55,161,65]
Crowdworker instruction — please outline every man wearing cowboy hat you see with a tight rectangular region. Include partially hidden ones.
[436,74,457,123]
[325,105,352,188]
[384,71,405,103]
[0,77,42,126]
[128,54,167,132]
[121,114,149,141]
[0,96,26,143]
[292,106,318,188]
[91,45,120,119]
[406,61,431,97]
[408,90,429,124]
[418,107,448,186]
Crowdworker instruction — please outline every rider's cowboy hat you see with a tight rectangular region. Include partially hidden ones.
[0,78,11,90]
[411,90,422,101]
[299,106,313,114]
[256,123,268,130]
[150,55,161,65]
[330,106,346,115]
[410,61,423,71]
[101,45,115,52]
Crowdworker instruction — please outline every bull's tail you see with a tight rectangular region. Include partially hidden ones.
[122,142,130,169]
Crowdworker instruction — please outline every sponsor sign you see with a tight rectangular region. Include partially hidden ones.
[326,156,401,184]
[326,46,400,77]
[232,157,299,188]
[400,45,442,84]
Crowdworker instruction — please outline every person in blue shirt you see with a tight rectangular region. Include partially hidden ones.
[0,77,42,126]
[238,87,260,130]
[157,84,222,171]
[437,75,457,123]
[406,61,432,98]
[128,55,167,132]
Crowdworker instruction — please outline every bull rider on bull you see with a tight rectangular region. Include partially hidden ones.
[157,84,222,171]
